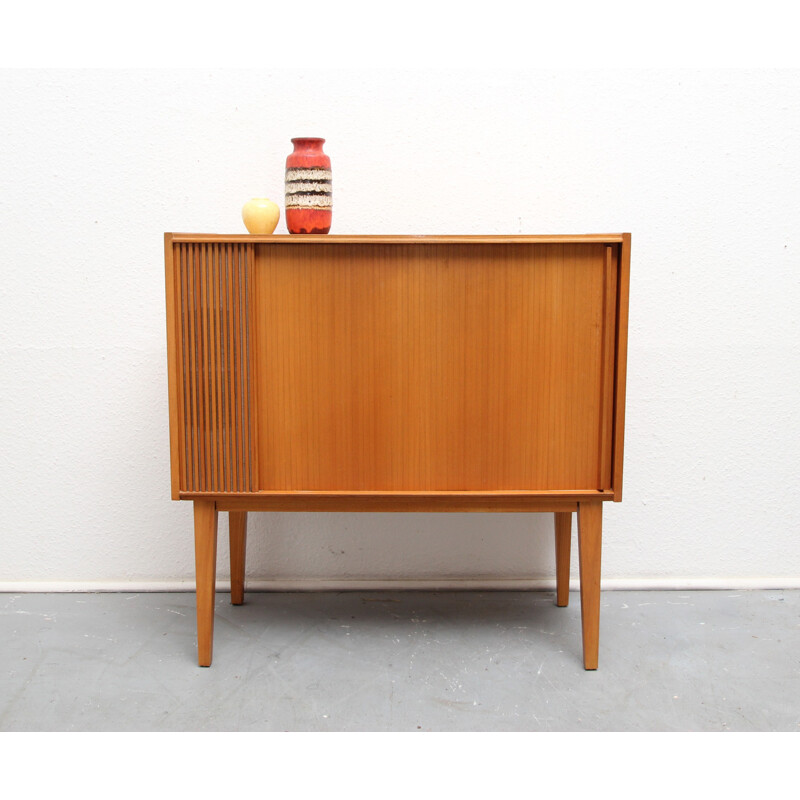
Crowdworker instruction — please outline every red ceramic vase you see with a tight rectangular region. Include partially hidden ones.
[285,137,332,234]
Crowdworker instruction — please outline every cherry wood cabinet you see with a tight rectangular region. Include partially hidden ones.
[164,233,631,668]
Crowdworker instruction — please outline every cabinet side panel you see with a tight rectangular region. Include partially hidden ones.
[164,234,182,499]
[175,242,255,493]
[254,242,608,492]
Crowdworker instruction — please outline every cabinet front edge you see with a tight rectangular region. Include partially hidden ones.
[166,233,627,245]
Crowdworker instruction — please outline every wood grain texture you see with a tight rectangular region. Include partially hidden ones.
[598,245,618,490]
[612,233,632,500]
[554,511,572,607]
[164,233,182,500]
[165,235,630,501]
[172,242,256,493]
[578,501,602,670]
[171,233,626,244]
[211,492,584,513]
[193,499,218,667]
[163,234,631,669]
[229,511,247,605]
[254,242,610,492]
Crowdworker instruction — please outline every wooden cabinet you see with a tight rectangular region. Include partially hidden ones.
[164,234,631,668]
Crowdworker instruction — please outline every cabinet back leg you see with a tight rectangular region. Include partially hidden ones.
[578,501,602,670]
[194,500,218,667]
[554,511,572,607]
[229,510,248,605]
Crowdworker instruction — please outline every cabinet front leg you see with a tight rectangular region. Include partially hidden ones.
[554,511,572,607]
[194,499,218,667]
[578,501,602,670]
[229,511,248,606]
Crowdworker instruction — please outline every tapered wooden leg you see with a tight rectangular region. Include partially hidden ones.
[229,511,248,606]
[554,511,572,607]
[578,501,602,670]
[194,499,218,667]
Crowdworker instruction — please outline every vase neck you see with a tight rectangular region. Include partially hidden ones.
[292,137,325,153]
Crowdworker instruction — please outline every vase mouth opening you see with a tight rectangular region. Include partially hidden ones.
[291,137,325,144]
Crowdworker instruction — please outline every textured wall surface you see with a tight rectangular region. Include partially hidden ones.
[1,69,798,588]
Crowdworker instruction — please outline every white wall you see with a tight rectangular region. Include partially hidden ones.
[1,68,798,589]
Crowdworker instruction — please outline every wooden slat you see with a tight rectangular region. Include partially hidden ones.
[186,245,197,489]
[189,244,201,490]
[598,245,618,490]
[233,244,244,491]
[244,244,257,491]
[170,242,254,493]
[187,244,200,491]
[228,245,239,492]
[612,233,632,500]
[215,244,226,490]
[177,243,189,493]
[199,244,212,491]
[209,243,219,492]
[240,244,249,490]
[223,245,234,492]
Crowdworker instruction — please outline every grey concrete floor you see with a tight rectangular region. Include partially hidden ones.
[1,589,798,731]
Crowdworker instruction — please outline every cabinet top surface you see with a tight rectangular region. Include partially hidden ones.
[167,233,628,245]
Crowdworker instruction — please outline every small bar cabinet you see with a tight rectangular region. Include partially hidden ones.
[164,234,631,668]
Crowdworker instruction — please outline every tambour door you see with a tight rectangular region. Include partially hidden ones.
[252,241,619,492]
[166,240,257,497]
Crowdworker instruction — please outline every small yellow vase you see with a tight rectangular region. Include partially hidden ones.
[242,198,280,234]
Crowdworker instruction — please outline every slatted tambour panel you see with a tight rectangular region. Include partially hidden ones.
[253,242,613,491]
[174,242,255,493]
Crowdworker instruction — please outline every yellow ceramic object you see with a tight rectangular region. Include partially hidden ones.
[242,198,280,234]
